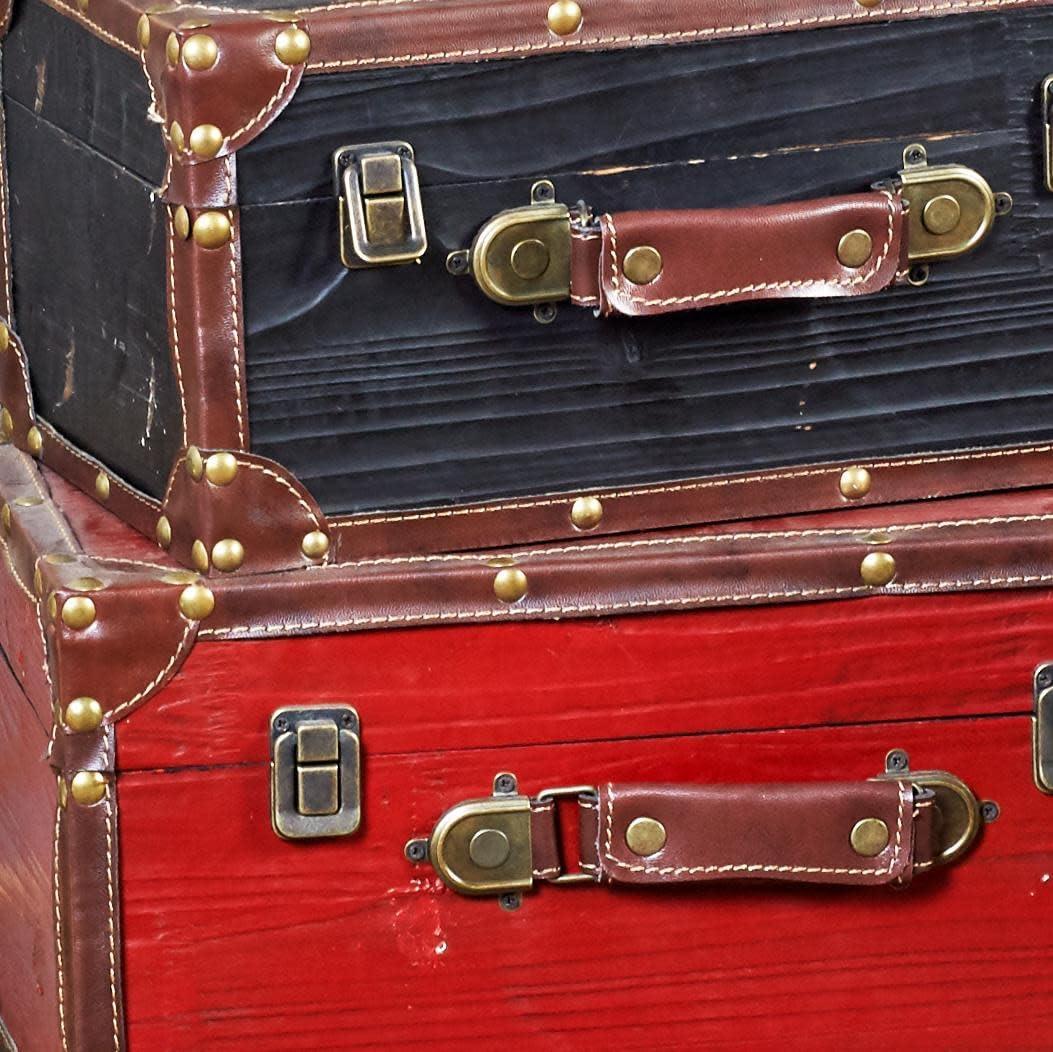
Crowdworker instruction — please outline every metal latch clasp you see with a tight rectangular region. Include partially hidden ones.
[333,142,427,269]
[270,706,361,839]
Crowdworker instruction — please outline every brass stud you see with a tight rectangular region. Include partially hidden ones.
[0,321,10,350]
[0,408,11,438]
[493,567,528,604]
[301,530,330,560]
[547,0,582,35]
[922,194,962,236]
[274,26,311,64]
[623,245,663,285]
[179,583,215,620]
[70,770,106,806]
[625,816,667,857]
[204,451,238,485]
[855,0,881,7]
[162,569,198,585]
[76,0,88,12]
[189,123,224,159]
[510,238,550,281]
[136,13,151,48]
[839,467,872,500]
[860,551,897,587]
[182,33,218,71]
[26,426,42,456]
[570,495,603,531]
[211,538,244,572]
[94,471,110,502]
[468,828,512,869]
[173,205,190,240]
[192,211,232,249]
[165,30,180,66]
[850,817,890,857]
[13,496,41,507]
[185,445,204,480]
[61,595,96,630]
[69,576,105,592]
[191,539,209,572]
[156,515,172,549]
[65,697,103,733]
[45,553,76,565]
[837,229,873,269]
[169,120,185,152]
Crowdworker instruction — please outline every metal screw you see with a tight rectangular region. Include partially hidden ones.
[904,144,927,166]
[398,145,412,158]
[533,303,558,325]
[499,892,521,911]
[907,264,930,287]
[446,251,469,276]
[981,800,1000,823]
[494,773,517,795]
[275,716,289,732]
[531,180,555,202]
[885,748,910,773]
[1037,667,1052,690]
[341,712,354,728]
[405,839,428,863]
[994,192,1014,216]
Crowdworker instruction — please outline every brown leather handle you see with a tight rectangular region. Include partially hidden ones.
[569,190,907,317]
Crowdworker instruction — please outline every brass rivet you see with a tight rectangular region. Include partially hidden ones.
[0,408,11,438]
[204,451,238,485]
[570,495,603,531]
[192,211,232,249]
[623,245,663,285]
[61,595,96,630]
[169,120,185,152]
[923,194,962,236]
[837,229,873,268]
[76,0,88,11]
[468,828,512,869]
[156,515,172,549]
[182,33,218,71]
[65,697,103,733]
[179,583,215,620]
[850,817,890,857]
[178,18,211,30]
[70,770,106,806]
[94,471,110,502]
[185,445,204,480]
[47,593,57,619]
[0,504,9,533]
[510,238,550,280]
[625,816,667,857]
[839,467,872,500]
[0,321,10,350]
[191,539,209,572]
[136,13,151,48]
[274,26,311,64]
[189,124,224,160]
[69,576,105,592]
[45,553,76,565]
[301,530,330,560]
[173,205,190,240]
[493,567,528,604]
[162,570,198,585]
[13,496,42,507]
[211,538,244,572]
[57,776,68,809]
[860,551,897,587]
[165,30,180,65]
[547,0,582,35]
[26,426,42,456]
[855,0,881,7]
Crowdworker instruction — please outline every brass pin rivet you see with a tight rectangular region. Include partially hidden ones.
[468,828,512,869]
[182,33,218,71]
[69,577,105,592]
[839,467,872,500]
[855,0,881,7]
[211,538,244,572]
[837,229,873,268]
[13,496,41,508]
[162,570,198,585]
[493,567,528,604]
[625,816,667,857]
[165,30,180,65]
[65,697,103,733]
[185,445,204,480]
[850,817,890,857]
[169,120,185,152]
[623,245,663,285]
[178,18,211,30]
[179,583,215,620]
[0,322,10,351]
[94,471,110,502]
[923,194,962,236]
[57,776,68,809]
[860,551,897,587]
[547,0,582,35]
[204,451,238,485]
[301,530,330,560]
[510,238,550,280]
[76,0,88,12]
[274,26,311,64]
[136,13,151,48]
[191,539,210,572]
[189,124,224,160]
[156,515,172,549]
[47,593,57,619]
[26,426,43,456]
[570,495,604,531]
[192,211,232,249]
[45,552,76,565]
[0,408,11,439]
[173,205,191,240]
[61,596,96,630]
[70,770,106,806]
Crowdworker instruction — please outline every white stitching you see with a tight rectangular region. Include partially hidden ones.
[0,532,36,601]
[227,212,247,448]
[39,0,138,55]
[0,103,12,321]
[107,623,193,719]
[103,772,119,1051]
[234,459,322,532]
[167,208,190,450]
[52,796,68,1052]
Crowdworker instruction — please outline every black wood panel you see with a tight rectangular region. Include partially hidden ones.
[240,11,1053,515]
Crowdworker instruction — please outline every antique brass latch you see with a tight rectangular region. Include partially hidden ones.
[333,142,427,268]
[270,706,361,839]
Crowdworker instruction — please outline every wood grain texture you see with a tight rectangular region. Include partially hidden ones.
[118,714,1053,1050]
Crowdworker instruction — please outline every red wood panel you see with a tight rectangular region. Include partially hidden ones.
[118,714,1053,1050]
[0,655,60,1052]
[117,589,1053,769]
